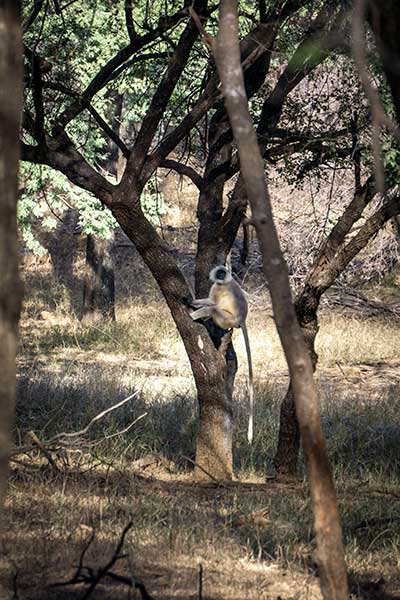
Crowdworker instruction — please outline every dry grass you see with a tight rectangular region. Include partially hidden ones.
[5,261,400,599]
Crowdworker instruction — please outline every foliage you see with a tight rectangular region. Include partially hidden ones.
[19,162,167,253]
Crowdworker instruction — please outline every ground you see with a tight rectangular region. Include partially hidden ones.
[2,244,400,600]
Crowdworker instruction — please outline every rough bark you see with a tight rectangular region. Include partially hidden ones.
[111,200,233,479]
[215,2,349,598]
[273,178,400,478]
[81,235,116,324]
[0,0,23,514]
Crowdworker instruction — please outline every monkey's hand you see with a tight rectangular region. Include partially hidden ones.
[181,296,196,309]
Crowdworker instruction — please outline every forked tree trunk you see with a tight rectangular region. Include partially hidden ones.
[0,0,23,513]
[274,177,400,476]
[81,234,115,323]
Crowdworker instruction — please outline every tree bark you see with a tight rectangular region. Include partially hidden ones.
[81,234,116,323]
[274,291,319,476]
[0,0,23,515]
[111,200,234,479]
[274,178,400,476]
[215,3,349,598]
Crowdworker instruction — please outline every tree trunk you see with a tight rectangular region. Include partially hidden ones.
[0,0,23,514]
[240,219,250,266]
[81,234,115,323]
[215,3,349,597]
[111,201,234,479]
[274,291,320,477]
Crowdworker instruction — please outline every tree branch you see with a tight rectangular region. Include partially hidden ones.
[24,45,46,146]
[258,2,348,141]
[23,0,46,32]
[56,6,190,129]
[144,16,289,179]
[124,0,137,43]
[121,3,206,187]
[159,158,202,189]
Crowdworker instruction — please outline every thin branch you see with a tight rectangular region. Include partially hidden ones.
[53,391,140,440]
[56,7,189,129]
[182,455,220,483]
[24,46,46,146]
[122,6,204,186]
[104,52,169,86]
[23,0,46,32]
[43,81,130,158]
[330,191,400,281]
[159,158,202,189]
[50,523,155,600]
[124,0,137,43]
[189,7,215,53]
[11,391,142,456]
[87,105,130,158]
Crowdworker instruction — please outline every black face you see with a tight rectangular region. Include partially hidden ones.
[215,268,227,281]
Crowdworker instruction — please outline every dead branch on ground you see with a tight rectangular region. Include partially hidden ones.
[11,391,146,465]
[51,522,155,600]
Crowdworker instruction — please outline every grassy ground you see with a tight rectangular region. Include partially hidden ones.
[2,261,400,600]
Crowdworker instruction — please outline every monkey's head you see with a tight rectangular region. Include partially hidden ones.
[209,265,232,285]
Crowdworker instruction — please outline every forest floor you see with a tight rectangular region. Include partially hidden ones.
[2,249,400,600]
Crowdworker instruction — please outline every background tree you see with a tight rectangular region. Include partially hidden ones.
[0,1,23,514]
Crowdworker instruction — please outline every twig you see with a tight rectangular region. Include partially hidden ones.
[189,8,215,53]
[11,391,143,457]
[52,523,155,600]
[26,430,60,472]
[181,455,221,484]
[198,563,203,600]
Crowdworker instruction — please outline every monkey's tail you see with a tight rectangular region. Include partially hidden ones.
[241,323,254,444]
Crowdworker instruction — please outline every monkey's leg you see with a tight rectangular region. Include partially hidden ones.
[190,306,212,321]
[212,307,239,330]
[192,298,215,307]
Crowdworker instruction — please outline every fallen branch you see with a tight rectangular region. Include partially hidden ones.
[11,391,146,458]
[51,522,154,599]
[323,286,400,318]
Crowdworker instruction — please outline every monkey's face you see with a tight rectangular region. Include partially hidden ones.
[209,265,232,284]
[215,268,227,281]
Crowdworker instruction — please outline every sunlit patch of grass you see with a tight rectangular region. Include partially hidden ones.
[316,314,400,366]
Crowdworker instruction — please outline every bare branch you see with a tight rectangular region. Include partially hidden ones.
[11,392,144,456]
[159,158,202,189]
[51,523,157,600]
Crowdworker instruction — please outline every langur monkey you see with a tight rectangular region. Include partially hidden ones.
[190,265,254,443]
